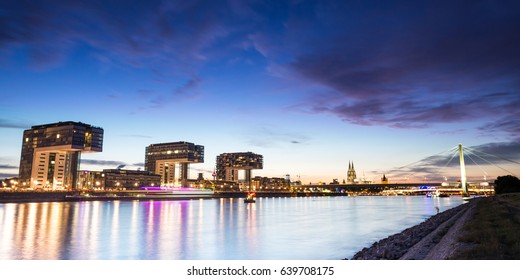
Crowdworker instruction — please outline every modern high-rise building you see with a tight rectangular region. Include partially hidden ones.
[19,121,103,189]
[144,141,204,186]
[216,152,263,187]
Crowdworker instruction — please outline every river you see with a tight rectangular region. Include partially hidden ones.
[0,196,463,260]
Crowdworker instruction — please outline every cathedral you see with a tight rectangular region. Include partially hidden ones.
[347,161,357,183]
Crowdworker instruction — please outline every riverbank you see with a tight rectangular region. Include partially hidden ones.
[0,190,350,203]
[350,194,520,260]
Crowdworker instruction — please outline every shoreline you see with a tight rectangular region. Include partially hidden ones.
[0,190,350,203]
[350,198,477,260]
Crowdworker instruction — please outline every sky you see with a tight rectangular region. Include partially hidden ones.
[1,0,519,184]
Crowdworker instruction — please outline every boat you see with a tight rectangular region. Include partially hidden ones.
[434,190,450,197]
[244,192,256,203]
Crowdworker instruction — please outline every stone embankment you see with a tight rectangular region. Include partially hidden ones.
[351,198,477,260]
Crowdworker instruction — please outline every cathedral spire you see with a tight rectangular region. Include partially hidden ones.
[347,161,357,183]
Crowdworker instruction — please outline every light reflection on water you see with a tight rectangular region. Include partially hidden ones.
[0,196,462,260]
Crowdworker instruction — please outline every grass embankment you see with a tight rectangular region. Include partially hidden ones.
[453,194,520,259]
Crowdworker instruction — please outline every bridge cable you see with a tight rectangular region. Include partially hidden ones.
[433,148,460,181]
[391,145,459,172]
[399,146,458,180]
[463,147,518,177]
[387,145,459,180]
[464,150,489,178]
[465,146,520,166]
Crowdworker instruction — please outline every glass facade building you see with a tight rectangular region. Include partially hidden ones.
[18,121,103,189]
[145,141,204,186]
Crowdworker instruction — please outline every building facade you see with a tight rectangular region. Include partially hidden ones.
[78,169,161,190]
[19,121,103,189]
[216,152,263,188]
[103,169,161,189]
[144,141,204,186]
[77,170,105,189]
[251,176,290,191]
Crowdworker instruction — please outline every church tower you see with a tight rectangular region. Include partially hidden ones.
[381,174,388,184]
[347,161,357,183]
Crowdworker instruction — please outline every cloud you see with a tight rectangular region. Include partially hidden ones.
[0,172,18,179]
[0,159,18,179]
[80,159,127,167]
[386,141,520,180]
[0,119,30,129]
[191,167,214,174]
[0,0,264,68]
[470,142,520,165]
[280,1,520,131]
[80,159,145,169]
[149,76,203,108]
[3,0,519,137]
[244,127,309,148]
[0,0,258,104]
[479,110,520,139]
[0,164,18,169]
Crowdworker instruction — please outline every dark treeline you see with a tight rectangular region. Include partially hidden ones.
[494,175,520,194]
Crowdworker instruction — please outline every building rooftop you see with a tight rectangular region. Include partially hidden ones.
[147,141,197,147]
[30,121,103,130]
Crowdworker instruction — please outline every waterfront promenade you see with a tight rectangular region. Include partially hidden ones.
[351,201,472,259]
[0,181,494,203]
[0,189,346,203]
[351,194,520,260]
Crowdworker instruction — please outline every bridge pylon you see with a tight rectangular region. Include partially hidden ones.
[459,143,468,195]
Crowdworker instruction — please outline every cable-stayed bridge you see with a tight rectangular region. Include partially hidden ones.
[296,143,518,196]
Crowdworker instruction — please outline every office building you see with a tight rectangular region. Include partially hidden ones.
[78,169,161,190]
[77,170,105,189]
[19,121,103,189]
[145,141,204,186]
[252,176,289,191]
[216,152,263,187]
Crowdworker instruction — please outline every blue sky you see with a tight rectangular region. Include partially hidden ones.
[1,0,519,183]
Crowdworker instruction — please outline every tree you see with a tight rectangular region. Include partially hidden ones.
[494,175,520,194]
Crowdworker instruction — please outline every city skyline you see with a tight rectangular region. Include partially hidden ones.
[1,0,520,184]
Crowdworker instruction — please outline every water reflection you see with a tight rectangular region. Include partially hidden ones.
[0,196,462,260]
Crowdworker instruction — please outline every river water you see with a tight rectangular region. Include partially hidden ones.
[0,196,463,260]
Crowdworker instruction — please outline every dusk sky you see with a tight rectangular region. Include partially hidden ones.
[1,0,519,183]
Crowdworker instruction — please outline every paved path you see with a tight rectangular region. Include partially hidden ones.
[401,202,475,259]
[350,199,477,260]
